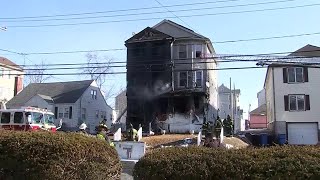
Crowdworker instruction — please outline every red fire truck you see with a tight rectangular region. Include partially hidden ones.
[0,107,59,132]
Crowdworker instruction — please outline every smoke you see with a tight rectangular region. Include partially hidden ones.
[133,79,172,100]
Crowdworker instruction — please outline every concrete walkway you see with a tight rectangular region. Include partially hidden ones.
[121,160,136,180]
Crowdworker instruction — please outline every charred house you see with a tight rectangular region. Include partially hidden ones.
[125,20,218,133]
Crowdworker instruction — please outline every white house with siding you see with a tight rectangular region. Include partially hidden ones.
[0,57,24,108]
[265,44,320,145]
[6,80,113,134]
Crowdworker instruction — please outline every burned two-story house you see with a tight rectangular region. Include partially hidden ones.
[125,20,218,133]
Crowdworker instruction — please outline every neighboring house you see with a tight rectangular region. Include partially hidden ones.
[125,19,218,133]
[265,44,320,145]
[0,57,24,108]
[6,80,113,134]
[115,90,127,130]
[249,89,267,129]
[249,104,267,129]
[218,84,243,133]
[257,88,266,107]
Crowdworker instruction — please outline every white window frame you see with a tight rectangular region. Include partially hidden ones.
[287,67,304,83]
[91,90,97,99]
[289,94,305,111]
[178,45,187,59]
[194,70,203,87]
[63,108,69,118]
[178,71,188,88]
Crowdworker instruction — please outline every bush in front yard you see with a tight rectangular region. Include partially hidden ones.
[133,146,320,180]
[0,130,121,180]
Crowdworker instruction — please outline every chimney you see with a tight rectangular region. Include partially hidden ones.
[14,76,23,96]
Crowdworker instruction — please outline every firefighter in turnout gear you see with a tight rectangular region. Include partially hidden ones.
[223,115,234,136]
[213,116,223,139]
[127,124,138,141]
[202,122,210,138]
[96,122,114,147]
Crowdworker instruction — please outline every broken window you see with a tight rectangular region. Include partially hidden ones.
[194,71,203,87]
[194,45,202,58]
[178,71,188,87]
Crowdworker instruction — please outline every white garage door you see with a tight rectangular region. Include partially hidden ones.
[287,123,318,145]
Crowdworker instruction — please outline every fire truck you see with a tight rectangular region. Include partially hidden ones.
[0,107,60,132]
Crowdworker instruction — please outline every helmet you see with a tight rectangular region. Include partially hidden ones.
[99,124,108,130]
[79,123,87,130]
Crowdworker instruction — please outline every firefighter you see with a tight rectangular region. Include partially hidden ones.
[223,115,234,136]
[127,123,138,141]
[96,123,114,147]
[202,122,210,138]
[79,123,88,134]
[213,116,223,139]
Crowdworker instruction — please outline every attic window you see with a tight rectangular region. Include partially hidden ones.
[91,90,97,99]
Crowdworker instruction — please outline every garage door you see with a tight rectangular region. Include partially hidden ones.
[287,123,318,145]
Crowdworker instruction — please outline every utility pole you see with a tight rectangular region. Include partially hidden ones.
[229,77,233,120]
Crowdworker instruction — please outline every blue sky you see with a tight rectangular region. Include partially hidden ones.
[1,0,320,115]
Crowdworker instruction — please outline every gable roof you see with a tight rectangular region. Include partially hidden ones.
[0,57,23,71]
[153,19,209,40]
[288,44,320,57]
[218,84,240,94]
[7,80,94,107]
[37,94,54,104]
[250,104,267,115]
[125,27,173,44]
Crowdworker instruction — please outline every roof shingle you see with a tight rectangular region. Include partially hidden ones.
[7,80,93,107]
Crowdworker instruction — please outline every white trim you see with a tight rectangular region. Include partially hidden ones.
[288,94,305,111]
[287,67,304,83]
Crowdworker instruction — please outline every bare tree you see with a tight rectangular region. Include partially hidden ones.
[82,52,117,103]
[25,61,52,84]
[82,53,112,89]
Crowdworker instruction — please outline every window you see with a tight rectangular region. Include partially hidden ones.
[110,114,113,121]
[0,68,3,77]
[284,95,310,111]
[54,107,58,119]
[8,70,11,79]
[91,90,97,99]
[64,108,69,118]
[100,111,106,119]
[194,45,202,58]
[178,72,188,87]
[194,71,203,87]
[289,95,305,111]
[178,45,187,59]
[69,106,72,119]
[81,108,86,120]
[287,67,304,83]
[1,112,11,123]
[95,110,99,119]
[14,112,23,124]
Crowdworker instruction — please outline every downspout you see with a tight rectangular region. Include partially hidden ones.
[272,67,277,133]
[170,40,175,92]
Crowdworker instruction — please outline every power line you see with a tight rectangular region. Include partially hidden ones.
[2,0,298,23]
[2,54,320,69]
[153,0,195,31]
[0,0,245,20]
[1,66,267,76]
[6,3,320,28]
[1,31,320,56]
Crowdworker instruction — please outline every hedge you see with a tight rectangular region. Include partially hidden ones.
[134,146,320,180]
[0,130,122,180]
